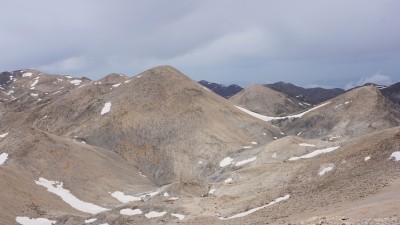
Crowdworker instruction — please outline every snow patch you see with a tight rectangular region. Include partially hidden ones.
[272,152,277,158]
[289,146,340,161]
[364,156,371,161]
[235,102,330,122]
[85,218,97,223]
[389,151,400,161]
[145,211,167,218]
[251,142,257,145]
[243,146,252,149]
[111,191,141,203]
[0,153,8,165]
[163,192,169,197]
[219,194,290,220]
[101,102,111,115]
[235,157,257,166]
[16,217,56,225]
[35,177,109,214]
[209,189,216,194]
[112,83,121,88]
[224,178,233,183]
[31,93,38,97]
[168,197,179,201]
[220,157,234,167]
[171,213,185,220]
[299,143,315,147]
[124,80,131,84]
[0,132,8,138]
[22,72,33,77]
[70,79,82,86]
[120,208,142,216]
[318,165,334,176]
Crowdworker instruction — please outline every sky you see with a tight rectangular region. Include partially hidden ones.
[1,0,399,89]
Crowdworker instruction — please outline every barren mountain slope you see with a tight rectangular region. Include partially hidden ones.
[1,66,280,187]
[230,84,309,116]
[277,86,400,140]
[0,127,155,225]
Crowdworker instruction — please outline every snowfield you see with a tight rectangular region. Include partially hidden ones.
[389,151,400,161]
[171,213,185,220]
[235,157,257,166]
[70,79,82,86]
[22,72,33,77]
[35,177,109,214]
[299,143,315,147]
[84,218,97,223]
[101,102,112,115]
[235,102,330,121]
[120,208,142,216]
[145,211,167,218]
[220,157,234,167]
[289,146,340,161]
[16,216,56,225]
[318,166,334,176]
[0,153,8,165]
[111,191,141,203]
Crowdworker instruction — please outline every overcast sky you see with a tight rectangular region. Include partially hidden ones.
[1,0,399,89]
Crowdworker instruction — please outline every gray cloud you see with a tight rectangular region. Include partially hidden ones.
[1,0,399,88]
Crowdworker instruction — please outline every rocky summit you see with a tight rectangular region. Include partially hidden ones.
[0,66,399,225]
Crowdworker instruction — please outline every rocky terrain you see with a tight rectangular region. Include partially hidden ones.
[0,66,399,225]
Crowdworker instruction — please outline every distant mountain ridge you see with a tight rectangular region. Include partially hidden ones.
[198,80,243,98]
[265,82,345,105]
[198,80,345,104]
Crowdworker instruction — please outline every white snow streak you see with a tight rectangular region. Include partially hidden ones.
[171,213,185,220]
[235,102,330,121]
[0,132,8,138]
[0,153,8,165]
[289,146,340,161]
[16,217,56,225]
[220,157,234,167]
[219,194,290,220]
[120,208,142,216]
[145,211,167,218]
[389,151,400,161]
[209,189,216,194]
[112,83,121,88]
[22,72,33,77]
[364,156,371,161]
[35,177,109,214]
[31,78,39,88]
[101,102,111,115]
[318,166,334,176]
[235,157,257,166]
[299,143,315,147]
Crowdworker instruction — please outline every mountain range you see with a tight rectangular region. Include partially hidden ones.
[0,66,399,225]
